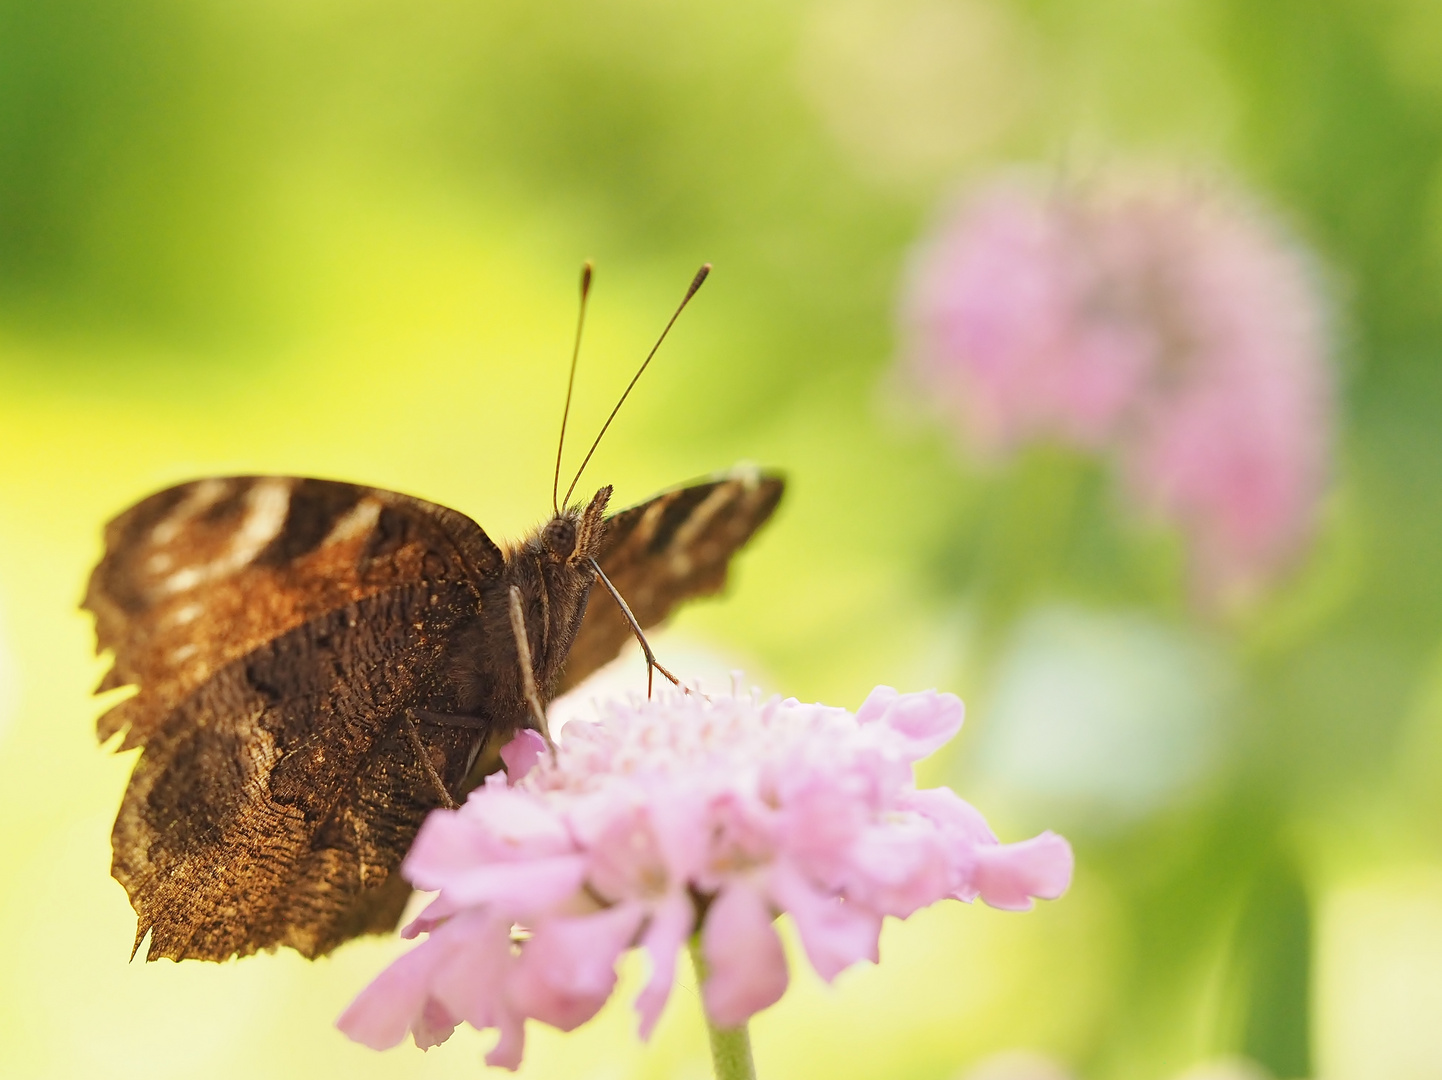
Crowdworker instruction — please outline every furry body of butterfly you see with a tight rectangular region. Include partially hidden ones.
[85,467,782,962]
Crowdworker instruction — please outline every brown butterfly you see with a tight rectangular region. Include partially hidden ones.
[84,265,784,963]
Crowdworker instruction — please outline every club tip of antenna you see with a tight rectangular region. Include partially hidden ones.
[686,263,711,301]
[580,260,594,296]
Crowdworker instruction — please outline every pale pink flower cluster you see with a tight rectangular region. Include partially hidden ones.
[338,687,1072,1069]
[901,171,1334,602]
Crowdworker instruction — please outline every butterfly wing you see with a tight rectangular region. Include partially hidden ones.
[558,465,785,691]
[116,582,486,960]
[86,477,505,960]
[85,476,503,750]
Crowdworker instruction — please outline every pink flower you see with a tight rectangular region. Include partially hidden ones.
[337,687,1072,1068]
[901,170,1334,603]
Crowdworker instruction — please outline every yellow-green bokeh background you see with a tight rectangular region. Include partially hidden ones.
[4,2,1442,1078]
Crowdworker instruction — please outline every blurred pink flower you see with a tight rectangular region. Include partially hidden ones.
[901,170,1334,602]
[338,687,1072,1069]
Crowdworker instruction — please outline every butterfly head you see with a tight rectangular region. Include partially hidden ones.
[540,517,576,561]
[501,484,613,696]
[549,485,611,565]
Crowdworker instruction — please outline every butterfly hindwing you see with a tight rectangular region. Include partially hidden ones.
[115,582,481,961]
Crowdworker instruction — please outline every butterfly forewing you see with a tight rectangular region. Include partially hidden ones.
[560,467,785,691]
[85,477,503,750]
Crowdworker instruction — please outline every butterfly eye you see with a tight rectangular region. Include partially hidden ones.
[541,518,577,561]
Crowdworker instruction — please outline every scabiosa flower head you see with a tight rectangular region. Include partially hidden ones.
[338,687,1072,1069]
[901,169,1334,603]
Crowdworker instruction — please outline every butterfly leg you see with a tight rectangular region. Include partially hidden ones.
[586,556,685,698]
[401,710,459,810]
[508,585,557,754]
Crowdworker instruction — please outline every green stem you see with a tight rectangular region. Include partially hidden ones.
[688,936,758,1080]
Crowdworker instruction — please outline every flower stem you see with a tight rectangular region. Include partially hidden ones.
[688,936,757,1080]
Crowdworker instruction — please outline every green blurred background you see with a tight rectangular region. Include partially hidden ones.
[3,1,1442,1077]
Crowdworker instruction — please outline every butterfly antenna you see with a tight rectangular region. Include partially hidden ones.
[553,260,595,516]
[562,263,710,509]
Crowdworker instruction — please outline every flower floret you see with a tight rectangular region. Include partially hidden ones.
[337,686,1072,1069]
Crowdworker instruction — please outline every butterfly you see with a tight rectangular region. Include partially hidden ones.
[84,265,784,963]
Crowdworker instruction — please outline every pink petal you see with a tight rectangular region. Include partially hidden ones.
[336,936,449,1050]
[645,784,711,884]
[434,855,589,914]
[501,728,547,781]
[427,912,516,1030]
[901,786,997,845]
[896,788,1001,900]
[860,688,964,760]
[635,891,695,1039]
[855,685,901,724]
[411,999,460,1050]
[422,914,530,1069]
[579,793,701,905]
[401,892,460,939]
[769,862,880,981]
[454,785,574,847]
[701,883,789,1028]
[697,790,778,894]
[404,790,574,890]
[509,904,645,1031]
[561,788,633,849]
[485,1016,528,1071]
[773,771,872,884]
[339,910,510,1052]
[844,817,951,918]
[972,832,1075,911]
